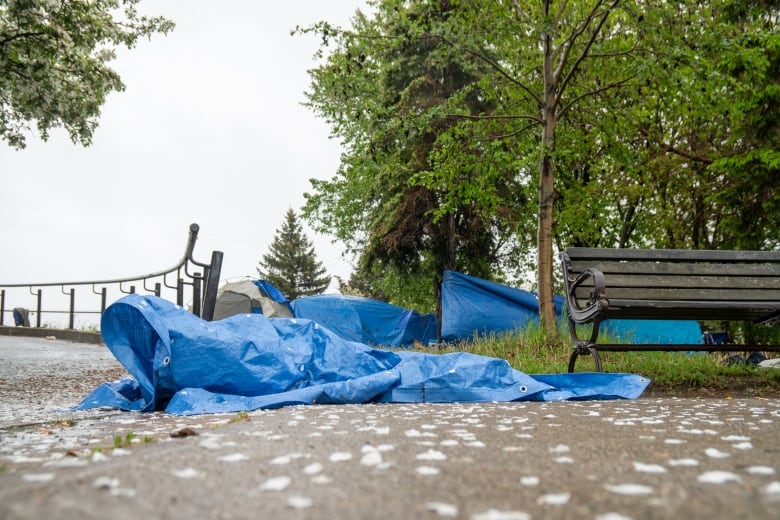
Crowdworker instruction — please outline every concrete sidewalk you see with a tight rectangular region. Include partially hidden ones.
[1,336,779,519]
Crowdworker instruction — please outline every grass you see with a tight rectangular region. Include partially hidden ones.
[228,411,250,423]
[112,432,155,449]
[421,325,780,397]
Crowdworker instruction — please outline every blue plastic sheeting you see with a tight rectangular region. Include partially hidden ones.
[76,295,650,415]
[291,294,437,347]
[255,280,290,306]
[442,270,702,345]
[602,319,703,345]
[441,270,564,342]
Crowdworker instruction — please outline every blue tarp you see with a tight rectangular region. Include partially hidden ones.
[440,270,702,345]
[441,270,565,341]
[602,319,704,345]
[263,271,700,347]
[255,279,291,307]
[291,294,437,347]
[76,294,650,415]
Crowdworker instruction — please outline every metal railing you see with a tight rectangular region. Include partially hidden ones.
[0,223,223,330]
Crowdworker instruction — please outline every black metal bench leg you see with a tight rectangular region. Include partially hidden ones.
[567,351,580,373]
[567,315,605,372]
[589,347,603,372]
[567,346,604,373]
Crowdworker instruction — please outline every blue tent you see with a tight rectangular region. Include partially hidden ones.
[440,270,702,345]
[282,271,701,346]
[440,270,564,341]
[76,294,650,415]
[291,294,437,347]
[601,319,703,345]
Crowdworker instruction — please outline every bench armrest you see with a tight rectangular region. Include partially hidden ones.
[565,268,609,323]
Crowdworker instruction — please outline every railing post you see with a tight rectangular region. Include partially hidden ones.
[201,250,223,321]
[192,274,202,317]
[68,288,75,329]
[177,279,184,306]
[0,289,4,326]
[35,289,42,328]
[100,287,107,313]
[154,282,161,297]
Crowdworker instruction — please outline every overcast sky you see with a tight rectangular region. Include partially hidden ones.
[0,1,368,293]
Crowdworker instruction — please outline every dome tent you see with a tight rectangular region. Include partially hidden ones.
[213,279,292,320]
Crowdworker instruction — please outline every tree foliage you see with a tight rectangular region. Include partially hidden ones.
[0,0,174,148]
[257,209,332,301]
[298,0,534,321]
[300,0,780,333]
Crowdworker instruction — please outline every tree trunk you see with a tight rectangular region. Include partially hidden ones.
[538,124,557,336]
[537,0,557,337]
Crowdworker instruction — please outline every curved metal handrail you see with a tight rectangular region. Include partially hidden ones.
[0,223,223,329]
[0,223,201,289]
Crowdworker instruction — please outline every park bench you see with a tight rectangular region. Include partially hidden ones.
[559,247,780,372]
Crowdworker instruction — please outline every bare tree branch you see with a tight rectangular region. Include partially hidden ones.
[556,0,620,105]
[557,74,636,120]
[431,32,543,109]
[637,127,714,164]
[446,112,543,124]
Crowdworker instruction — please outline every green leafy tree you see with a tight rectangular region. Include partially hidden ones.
[424,0,632,336]
[301,0,779,339]
[257,209,332,300]
[0,0,174,148]
[632,0,780,251]
[303,0,637,336]
[550,0,778,254]
[299,0,532,325]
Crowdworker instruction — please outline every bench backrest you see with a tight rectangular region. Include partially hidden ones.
[560,248,780,322]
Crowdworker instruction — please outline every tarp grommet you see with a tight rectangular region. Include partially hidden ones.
[519,385,527,393]
[163,356,170,366]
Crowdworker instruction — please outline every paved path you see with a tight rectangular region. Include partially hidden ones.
[1,336,779,519]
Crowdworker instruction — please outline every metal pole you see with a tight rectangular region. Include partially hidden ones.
[68,288,75,330]
[35,289,42,328]
[177,279,184,306]
[192,275,202,317]
[201,251,223,321]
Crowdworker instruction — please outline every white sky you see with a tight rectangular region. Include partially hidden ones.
[0,1,368,292]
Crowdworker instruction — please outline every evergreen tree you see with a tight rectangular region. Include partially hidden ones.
[257,209,331,300]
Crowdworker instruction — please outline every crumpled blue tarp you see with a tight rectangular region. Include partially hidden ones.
[441,270,564,341]
[291,294,437,347]
[76,294,650,415]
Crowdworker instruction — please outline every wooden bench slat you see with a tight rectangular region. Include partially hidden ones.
[565,248,780,263]
[603,298,778,313]
[571,286,780,301]
[570,295,779,316]
[571,274,780,290]
[568,260,780,278]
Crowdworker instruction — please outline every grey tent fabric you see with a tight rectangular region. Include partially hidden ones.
[213,279,292,320]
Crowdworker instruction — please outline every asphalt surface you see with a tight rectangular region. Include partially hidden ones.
[1,335,779,519]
